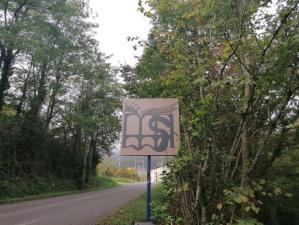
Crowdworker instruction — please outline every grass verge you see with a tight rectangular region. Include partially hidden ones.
[0,176,119,205]
[96,184,163,225]
[110,177,138,184]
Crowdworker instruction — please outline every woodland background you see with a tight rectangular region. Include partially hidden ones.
[123,0,299,224]
[0,0,120,198]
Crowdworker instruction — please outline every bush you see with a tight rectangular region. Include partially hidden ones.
[97,159,141,181]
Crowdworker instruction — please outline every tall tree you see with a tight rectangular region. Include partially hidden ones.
[124,0,299,224]
[0,0,121,196]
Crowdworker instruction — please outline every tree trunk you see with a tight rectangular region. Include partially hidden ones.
[81,134,89,189]
[0,45,4,71]
[0,49,14,111]
[16,59,33,115]
[82,151,87,188]
[45,55,63,127]
[241,121,249,184]
[29,63,47,117]
[241,65,251,219]
[86,136,96,183]
[45,82,59,128]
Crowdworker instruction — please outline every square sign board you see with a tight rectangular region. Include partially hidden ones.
[121,98,179,156]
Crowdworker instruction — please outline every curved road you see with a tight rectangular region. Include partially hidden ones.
[0,183,147,225]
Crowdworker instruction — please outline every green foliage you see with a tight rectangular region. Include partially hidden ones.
[0,0,120,197]
[151,187,183,225]
[233,219,263,225]
[258,147,299,225]
[123,0,299,224]
[0,176,77,199]
[0,105,16,124]
[87,176,119,190]
[97,159,141,181]
[0,175,118,204]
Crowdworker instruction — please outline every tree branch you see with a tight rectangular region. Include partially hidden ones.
[13,0,28,21]
[261,1,299,58]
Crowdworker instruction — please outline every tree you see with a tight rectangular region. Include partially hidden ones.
[124,0,299,224]
[0,0,121,196]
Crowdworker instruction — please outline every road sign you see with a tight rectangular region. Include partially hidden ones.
[120,98,179,156]
[120,98,179,222]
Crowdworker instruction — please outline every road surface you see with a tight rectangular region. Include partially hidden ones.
[0,183,147,225]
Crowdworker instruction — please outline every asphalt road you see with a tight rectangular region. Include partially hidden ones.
[0,183,147,225]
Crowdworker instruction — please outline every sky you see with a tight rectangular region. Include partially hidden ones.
[89,0,152,66]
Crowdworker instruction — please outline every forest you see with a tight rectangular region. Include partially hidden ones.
[123,0,299,224]
[0,0,299,225]
[0,0,120,198]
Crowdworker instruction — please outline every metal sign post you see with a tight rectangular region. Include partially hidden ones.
[146,156,151,222]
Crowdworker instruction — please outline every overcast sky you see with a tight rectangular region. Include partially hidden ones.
[89,0,152,66]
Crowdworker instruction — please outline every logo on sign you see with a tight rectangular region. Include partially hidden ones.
[121,99,179,155]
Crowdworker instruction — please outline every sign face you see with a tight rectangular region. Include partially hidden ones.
[120,98,179,156]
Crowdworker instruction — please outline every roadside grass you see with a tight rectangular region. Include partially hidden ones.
[0,176,119,205]
[110,177,138,184]
[96,184,163,225]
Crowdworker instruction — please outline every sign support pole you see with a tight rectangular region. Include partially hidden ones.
[146,155,151,222]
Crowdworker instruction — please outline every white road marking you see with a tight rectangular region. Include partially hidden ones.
[13,218,42,225]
